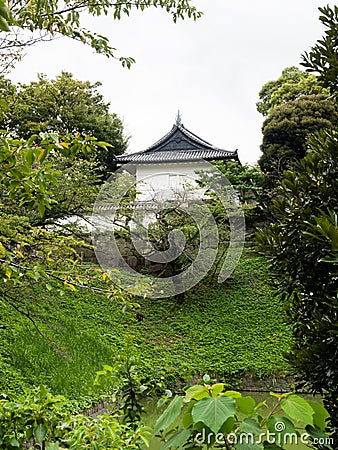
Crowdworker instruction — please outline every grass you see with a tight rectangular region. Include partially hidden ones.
[0,252,292,400]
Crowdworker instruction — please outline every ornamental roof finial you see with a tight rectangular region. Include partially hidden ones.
[175,110,182,126]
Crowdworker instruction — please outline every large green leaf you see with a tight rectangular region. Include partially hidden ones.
[236,419,265,450]
[161,429,191,450]
[210,383,224,397]
[305,425,333,450]
[33,423,48,443]
[224,390,242,398]
[154,396,184,433]
[308,401,330,430]
[184,385,209,402]
[239,418,262,435]
[220,416,235,434]
[236,396,256,415]
[191,396,236,434]
[267,416,298,446]
[280,395,314,425]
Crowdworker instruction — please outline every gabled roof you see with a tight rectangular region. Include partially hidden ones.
[116,122,238,164]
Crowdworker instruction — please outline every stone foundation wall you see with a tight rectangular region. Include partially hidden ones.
[76,237,167,276]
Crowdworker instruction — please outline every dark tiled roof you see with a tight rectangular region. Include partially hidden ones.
[117,149,237,163]
[116,123,238,164]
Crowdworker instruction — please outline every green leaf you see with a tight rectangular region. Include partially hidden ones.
[236,396,256,415]
[26,134,39,146]
[182,409,193,429]
[37,148,48,163]
[210,383,224,397]
[305,425,333,450]
[0,98,9,109]
[37,201,46,217]
[223,390,242,398]
[236,441,264,450]
[157,398,167,408]
[154,396,184,433]
[0,15,10,31]
[239,418,262,435]
[161,428,191,450]
[263,444,283,450]
[191,396,236,434]
[24,148,35,165]
[280,394,314,425]
[220,416,235,434]
[34,423,48,443]
[46,443,60,450]
[184,385,209,402]
[267,416,298,444]
[9,439,20,448]
[237,420,265,450]
[308,401,330,430]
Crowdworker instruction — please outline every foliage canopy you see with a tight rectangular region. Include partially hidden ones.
[0,72,128,178]
[257,129,338,443]
[256,66,329,116]
[258,94,338,186]
[0,0,202,73]
[301,5,338,96]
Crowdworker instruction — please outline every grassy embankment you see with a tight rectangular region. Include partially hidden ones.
[0,252,292,401]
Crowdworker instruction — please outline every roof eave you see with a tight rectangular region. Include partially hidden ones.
[116,154,237,165]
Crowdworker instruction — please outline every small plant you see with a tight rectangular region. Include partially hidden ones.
[94,334,170,425]
[0,385,68,449]
[154,376,333,449]
[0,385,152,449]
[61,414,151,449]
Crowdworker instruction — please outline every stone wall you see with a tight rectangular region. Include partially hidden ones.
[76,237,167,276]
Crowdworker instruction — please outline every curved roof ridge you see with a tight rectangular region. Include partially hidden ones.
[144,122,218,153]
[179,124,216,149]
[144,124,177,152]
[115,120,239,164]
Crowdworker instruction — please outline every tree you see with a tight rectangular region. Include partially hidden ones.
[0,0,201,329]
[1,72,128,178]
[257,5,338,442]
[258,94,338,187]
[302,5,338,96]
[0,131,143,354]
[0,0,202,74]
[256,66,329,116]
[20,156,102,228]
[256,129,338,444]
[209,160,264,230]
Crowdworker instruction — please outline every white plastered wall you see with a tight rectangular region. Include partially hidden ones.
[135,161,211,202]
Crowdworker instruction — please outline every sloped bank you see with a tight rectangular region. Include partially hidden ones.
[0,252,292,400]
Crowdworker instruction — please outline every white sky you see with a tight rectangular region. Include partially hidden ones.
[8,0,332,164]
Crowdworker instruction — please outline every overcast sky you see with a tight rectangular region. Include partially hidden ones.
[8,0,332,164]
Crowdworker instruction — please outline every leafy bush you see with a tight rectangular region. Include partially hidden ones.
[0,386,151,449]
[154,377,332,449]
[256,130,338,442]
